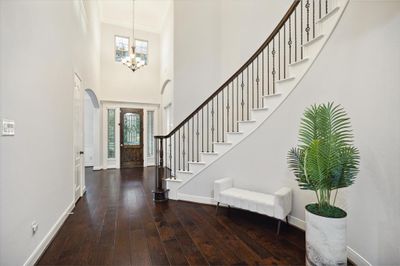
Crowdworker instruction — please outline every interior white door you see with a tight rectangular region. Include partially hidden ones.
[73,73,84,202]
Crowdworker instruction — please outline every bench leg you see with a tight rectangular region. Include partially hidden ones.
[286,216,289,224]
[277,220,282,235]
[216,202,220,215]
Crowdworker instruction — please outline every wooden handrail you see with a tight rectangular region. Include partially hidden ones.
[155,0,300,139]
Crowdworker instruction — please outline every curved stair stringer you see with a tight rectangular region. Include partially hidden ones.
[166,0,350,201]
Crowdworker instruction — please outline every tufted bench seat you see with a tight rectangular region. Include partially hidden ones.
[214,178,292,234]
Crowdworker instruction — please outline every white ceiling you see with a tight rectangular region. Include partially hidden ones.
[99,0,171,33]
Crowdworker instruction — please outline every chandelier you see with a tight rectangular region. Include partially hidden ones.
[122,0,145,72]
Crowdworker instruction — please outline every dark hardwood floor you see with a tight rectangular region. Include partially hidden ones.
[37,167,306,265]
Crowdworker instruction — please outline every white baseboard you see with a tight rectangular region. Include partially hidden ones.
[177,193,216,205]
[288,215,306,230]
[23,201,75,266]
[177,194,371,265]
[348,246,372,265]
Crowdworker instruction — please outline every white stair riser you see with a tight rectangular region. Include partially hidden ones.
[275,78,296,93]
[251,109,270,121]
[176,171,193,181]
[200,153,218,164]
[226,132,244,143]
[213,143,232,154]
[288,59,310,78]
[188,163,205,173]
[238,121,258,133]
[263,94,283,108]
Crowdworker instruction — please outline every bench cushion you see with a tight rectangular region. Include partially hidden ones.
[220,187,275,217]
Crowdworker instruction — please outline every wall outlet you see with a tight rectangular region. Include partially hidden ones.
[31,221,39,234]
[2,119,15,136]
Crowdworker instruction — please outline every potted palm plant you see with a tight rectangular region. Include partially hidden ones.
[288,102,360,266]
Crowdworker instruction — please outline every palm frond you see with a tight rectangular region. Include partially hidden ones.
[287,102,360,209]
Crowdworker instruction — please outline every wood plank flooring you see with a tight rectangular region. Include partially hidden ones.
[37,167,306,265]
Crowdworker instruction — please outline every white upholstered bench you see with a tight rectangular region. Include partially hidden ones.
[214,178,292,234]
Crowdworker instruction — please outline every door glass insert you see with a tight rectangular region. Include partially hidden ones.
[124,113,140,145]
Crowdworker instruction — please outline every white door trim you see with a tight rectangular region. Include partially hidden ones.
[101,101,160,169]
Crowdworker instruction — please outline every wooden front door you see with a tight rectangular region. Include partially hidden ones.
[120,108,144,168]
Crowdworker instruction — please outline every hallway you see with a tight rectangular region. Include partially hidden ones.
[37,167,306,265]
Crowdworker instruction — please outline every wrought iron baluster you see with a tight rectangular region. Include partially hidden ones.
[272,39,276,94]
[313,0,315,39]
[196,114,199,162]
[247,67,249,119]
[178,129,180,170]
[319,0,322,19]
[207,103,209,152]
[267,45,270,95]
[236,78,239,132]
[201,108,204,152]
[187,122,190,170]
[301,0,304,59]
[192,118,194,163]
[278,30,281,80]
[222,89,224,142]
[326,0,328,15]
[295,8,297,62]
[284,24,286,79]
[306,0,310,42]
[262,51,265,106]
[227,84,230,132]
[216,93,219,142]
[256,56,260,108]
[231,81,234,131]
[211,99,215,151]
[252,62,255,109]
[169,137,172,178]
[182,126,185,171]
[289,15,292,65]
[174,133,176,177]
[241,73,244,121]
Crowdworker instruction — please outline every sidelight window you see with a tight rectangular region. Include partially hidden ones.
[107,109,116,158]
[147,111,154,157]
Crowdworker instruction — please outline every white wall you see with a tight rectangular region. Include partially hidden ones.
[220,0,291,81]
[0,0,101,265]
[180,1,400,264]
[100,23,161,104]
[160,1,174,133]
[172,0,291,126]
[173,0,222,125]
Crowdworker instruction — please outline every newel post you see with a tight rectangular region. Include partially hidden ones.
[152,136,169,202]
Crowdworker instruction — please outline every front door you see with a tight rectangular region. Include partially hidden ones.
[120,108,144,168]
[73,73,84,202]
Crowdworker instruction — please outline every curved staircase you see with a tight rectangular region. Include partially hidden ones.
[154,0,349,201]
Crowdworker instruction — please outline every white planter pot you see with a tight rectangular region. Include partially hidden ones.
[305,206,347,266]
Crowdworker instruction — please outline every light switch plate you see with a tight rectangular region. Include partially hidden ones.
[2,119,15,136]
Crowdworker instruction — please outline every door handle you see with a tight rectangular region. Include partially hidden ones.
[120,144,123,147]
[80,151,84,155]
